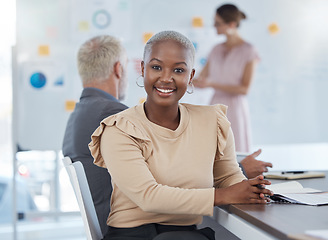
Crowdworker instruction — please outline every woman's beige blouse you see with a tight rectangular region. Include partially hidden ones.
[89,103,246,228]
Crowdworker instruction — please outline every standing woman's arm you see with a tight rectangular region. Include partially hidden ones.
[207,60,257,95]
[193,62,210,88]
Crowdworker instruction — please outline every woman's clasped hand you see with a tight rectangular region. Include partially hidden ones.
[214,175,273,205]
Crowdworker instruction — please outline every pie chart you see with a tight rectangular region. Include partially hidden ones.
[30,72,46,89]
[92,10,110,29]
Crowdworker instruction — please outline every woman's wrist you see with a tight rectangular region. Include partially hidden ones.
[214,188,227,206]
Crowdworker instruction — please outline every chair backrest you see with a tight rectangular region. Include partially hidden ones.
[62,156,103,240]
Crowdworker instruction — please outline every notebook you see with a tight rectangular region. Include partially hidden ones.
[266,181,328,206]
[264,171,325,180]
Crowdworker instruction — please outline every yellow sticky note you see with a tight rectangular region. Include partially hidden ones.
[38,45,50,56]
[65,100,76,112]
[78,21,89,32]
[192,17,203,28]
[268,23,280,35]
[139,97,146,104]
[143,33,153,44]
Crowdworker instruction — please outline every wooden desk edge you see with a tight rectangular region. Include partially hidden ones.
[217,205,289,240]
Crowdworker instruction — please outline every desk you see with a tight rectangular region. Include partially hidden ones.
[213,171,328,240]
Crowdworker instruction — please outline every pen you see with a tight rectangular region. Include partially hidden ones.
[281,171,306,174]
[256,184,265,189]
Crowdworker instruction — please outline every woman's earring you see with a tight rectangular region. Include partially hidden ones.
[187,82,194,94]
[136,75,144,87]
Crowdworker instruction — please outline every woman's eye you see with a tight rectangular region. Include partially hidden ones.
[151,65,161,70]
[174,68,184,73]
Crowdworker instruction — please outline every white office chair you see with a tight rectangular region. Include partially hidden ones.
[62,156,103,240]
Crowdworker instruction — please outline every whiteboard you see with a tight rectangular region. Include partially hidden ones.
[14,0,328,150]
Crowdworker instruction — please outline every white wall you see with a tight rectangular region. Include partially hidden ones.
[13,0,328,169]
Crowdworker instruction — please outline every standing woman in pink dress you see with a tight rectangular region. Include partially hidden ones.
[194,4,259,152]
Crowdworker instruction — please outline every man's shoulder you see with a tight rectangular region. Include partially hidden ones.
[67,95,128,128]
[94,99,128,121]
[101,100,128,112]
[79,93,127,114]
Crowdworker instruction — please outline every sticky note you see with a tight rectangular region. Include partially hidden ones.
[65,100,76,112]
[38,45,50,56]
[192,17,203,28]
[268,23,280,35]
[78,21,90,32]
[118,0,129,10]
[143,33,153,44]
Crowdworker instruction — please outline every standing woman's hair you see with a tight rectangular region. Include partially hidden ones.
[216,4,246,27]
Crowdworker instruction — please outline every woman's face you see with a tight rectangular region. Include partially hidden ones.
[141,40,195,108]
[214,14,237,35]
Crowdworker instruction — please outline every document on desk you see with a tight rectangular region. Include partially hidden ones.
[266,181,328,206]
[264,171,325,180]
[305,229,328,240]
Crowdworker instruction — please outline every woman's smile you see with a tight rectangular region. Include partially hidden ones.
[154,86,176,96]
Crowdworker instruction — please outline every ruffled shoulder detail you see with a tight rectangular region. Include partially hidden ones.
[89,111,151,168]
[214,104,231,157]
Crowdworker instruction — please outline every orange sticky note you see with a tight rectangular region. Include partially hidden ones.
[268,23,280,35]
[38,45,50,56]
[143,33,153,44]
[192,17,203,28]
[65,100,76,112]
[78,21,89,32]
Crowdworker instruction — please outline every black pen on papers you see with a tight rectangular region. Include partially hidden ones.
[281,171,306,174]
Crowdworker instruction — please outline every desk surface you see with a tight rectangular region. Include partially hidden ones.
[218,171,328,240]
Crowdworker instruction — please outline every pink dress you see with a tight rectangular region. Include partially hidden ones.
[207,42,259,152]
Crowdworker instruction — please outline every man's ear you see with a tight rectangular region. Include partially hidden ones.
[141,61,145,77]
[114,61,122,79]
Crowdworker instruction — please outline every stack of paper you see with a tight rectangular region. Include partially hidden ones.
[306,230,328,240]
[266,181,328,206]
[264,171,325,180]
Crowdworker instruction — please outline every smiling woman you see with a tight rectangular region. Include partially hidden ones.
[88,30,272,240]
[135,31,197,131]
[141,38,195,130]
